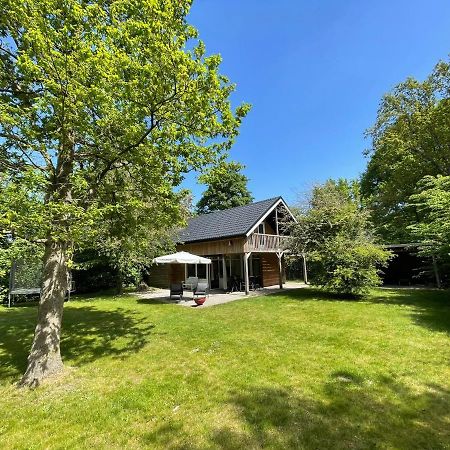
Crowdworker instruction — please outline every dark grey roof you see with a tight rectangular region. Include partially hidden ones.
[178,197,282,243]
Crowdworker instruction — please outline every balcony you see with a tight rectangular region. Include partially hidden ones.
[244,233,289,253]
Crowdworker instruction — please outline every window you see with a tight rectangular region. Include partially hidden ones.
[252,257,261,276]
[187,264,196,278]
[186,264,207,279]
[197,264,206,279]
[258,223,265,234]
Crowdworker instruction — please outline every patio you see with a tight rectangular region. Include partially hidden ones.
[134,281,307,308]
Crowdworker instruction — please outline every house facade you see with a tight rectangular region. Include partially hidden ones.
[148,197,295,294]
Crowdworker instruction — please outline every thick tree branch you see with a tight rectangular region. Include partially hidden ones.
[0,43,17,60]
[96,114,159,183]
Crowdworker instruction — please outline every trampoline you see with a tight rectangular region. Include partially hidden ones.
[7,258,74,307]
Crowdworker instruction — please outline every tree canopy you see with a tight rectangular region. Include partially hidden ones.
[196,161,253,214]
[0,0,249,386]
[77,168,189,294]
[361,59,450,242]
[408,175,450,284]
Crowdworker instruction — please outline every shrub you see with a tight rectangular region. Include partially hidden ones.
[311,235,390,296]
[288,179,391,296]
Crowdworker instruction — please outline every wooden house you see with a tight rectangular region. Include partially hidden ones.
[149,197,296,294]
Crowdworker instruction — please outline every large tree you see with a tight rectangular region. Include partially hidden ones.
[361,59,450,242]
[289,180,391,296]
[0,0,249,386]
[79,167,187,295]
[196,160,253,214]
[408,175,450,286]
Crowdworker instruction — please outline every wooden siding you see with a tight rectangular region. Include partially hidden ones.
[261,253,279,287]
[169,264,185,284]
[259,253,286,287]
[178,237,245,256]
[147,263,185,288]
[147,264,169,288]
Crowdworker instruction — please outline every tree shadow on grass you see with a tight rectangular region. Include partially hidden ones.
[136,297,179,305]
[285,287,450,334]
[139,370,450,449]
[0,305,154,382]
[280,287,361,302]
[211,373,450,450]
[369,288,450,334]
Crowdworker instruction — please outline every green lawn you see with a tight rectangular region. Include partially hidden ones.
[0,288,449,449]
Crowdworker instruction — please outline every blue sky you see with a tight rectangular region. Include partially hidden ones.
[184,0,450,205]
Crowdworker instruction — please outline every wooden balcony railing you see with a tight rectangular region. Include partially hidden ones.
[244,233,289,253]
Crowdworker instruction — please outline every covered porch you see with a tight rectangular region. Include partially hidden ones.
[149,250,286,296]
[204,251,285,294]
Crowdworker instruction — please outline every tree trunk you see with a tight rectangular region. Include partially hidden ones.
[432,255,441,289]
[302,253,308,284]
[19,240,68,387]
[116,269,124,295]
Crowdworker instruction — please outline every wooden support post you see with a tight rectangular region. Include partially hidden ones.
[222,256,227,290]
[302,253,308,285]
[244,252,251,295]
[277,252,284,289]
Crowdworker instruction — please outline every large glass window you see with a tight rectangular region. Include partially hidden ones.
[226,256,243,279]
[197,264,206,279]
[186,264,207,279]
[187,264,196,278]
[252,257,261,276]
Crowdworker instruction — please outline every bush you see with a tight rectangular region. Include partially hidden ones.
[288,179,391,296]
[311,236,391,296]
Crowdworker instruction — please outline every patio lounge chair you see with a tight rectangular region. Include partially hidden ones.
[183,277,198,291]
[170,283,183,300]
[193,281,209,298]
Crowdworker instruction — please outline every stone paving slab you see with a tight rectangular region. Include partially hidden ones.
[133,281,307,308]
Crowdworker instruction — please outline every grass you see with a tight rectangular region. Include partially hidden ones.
[0,287,449,449]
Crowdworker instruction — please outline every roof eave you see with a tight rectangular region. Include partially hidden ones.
[177,233,246,245]
[245,197,296,237]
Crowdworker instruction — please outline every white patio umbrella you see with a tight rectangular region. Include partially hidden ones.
[152,251,212,288]
[152,251,211,265]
